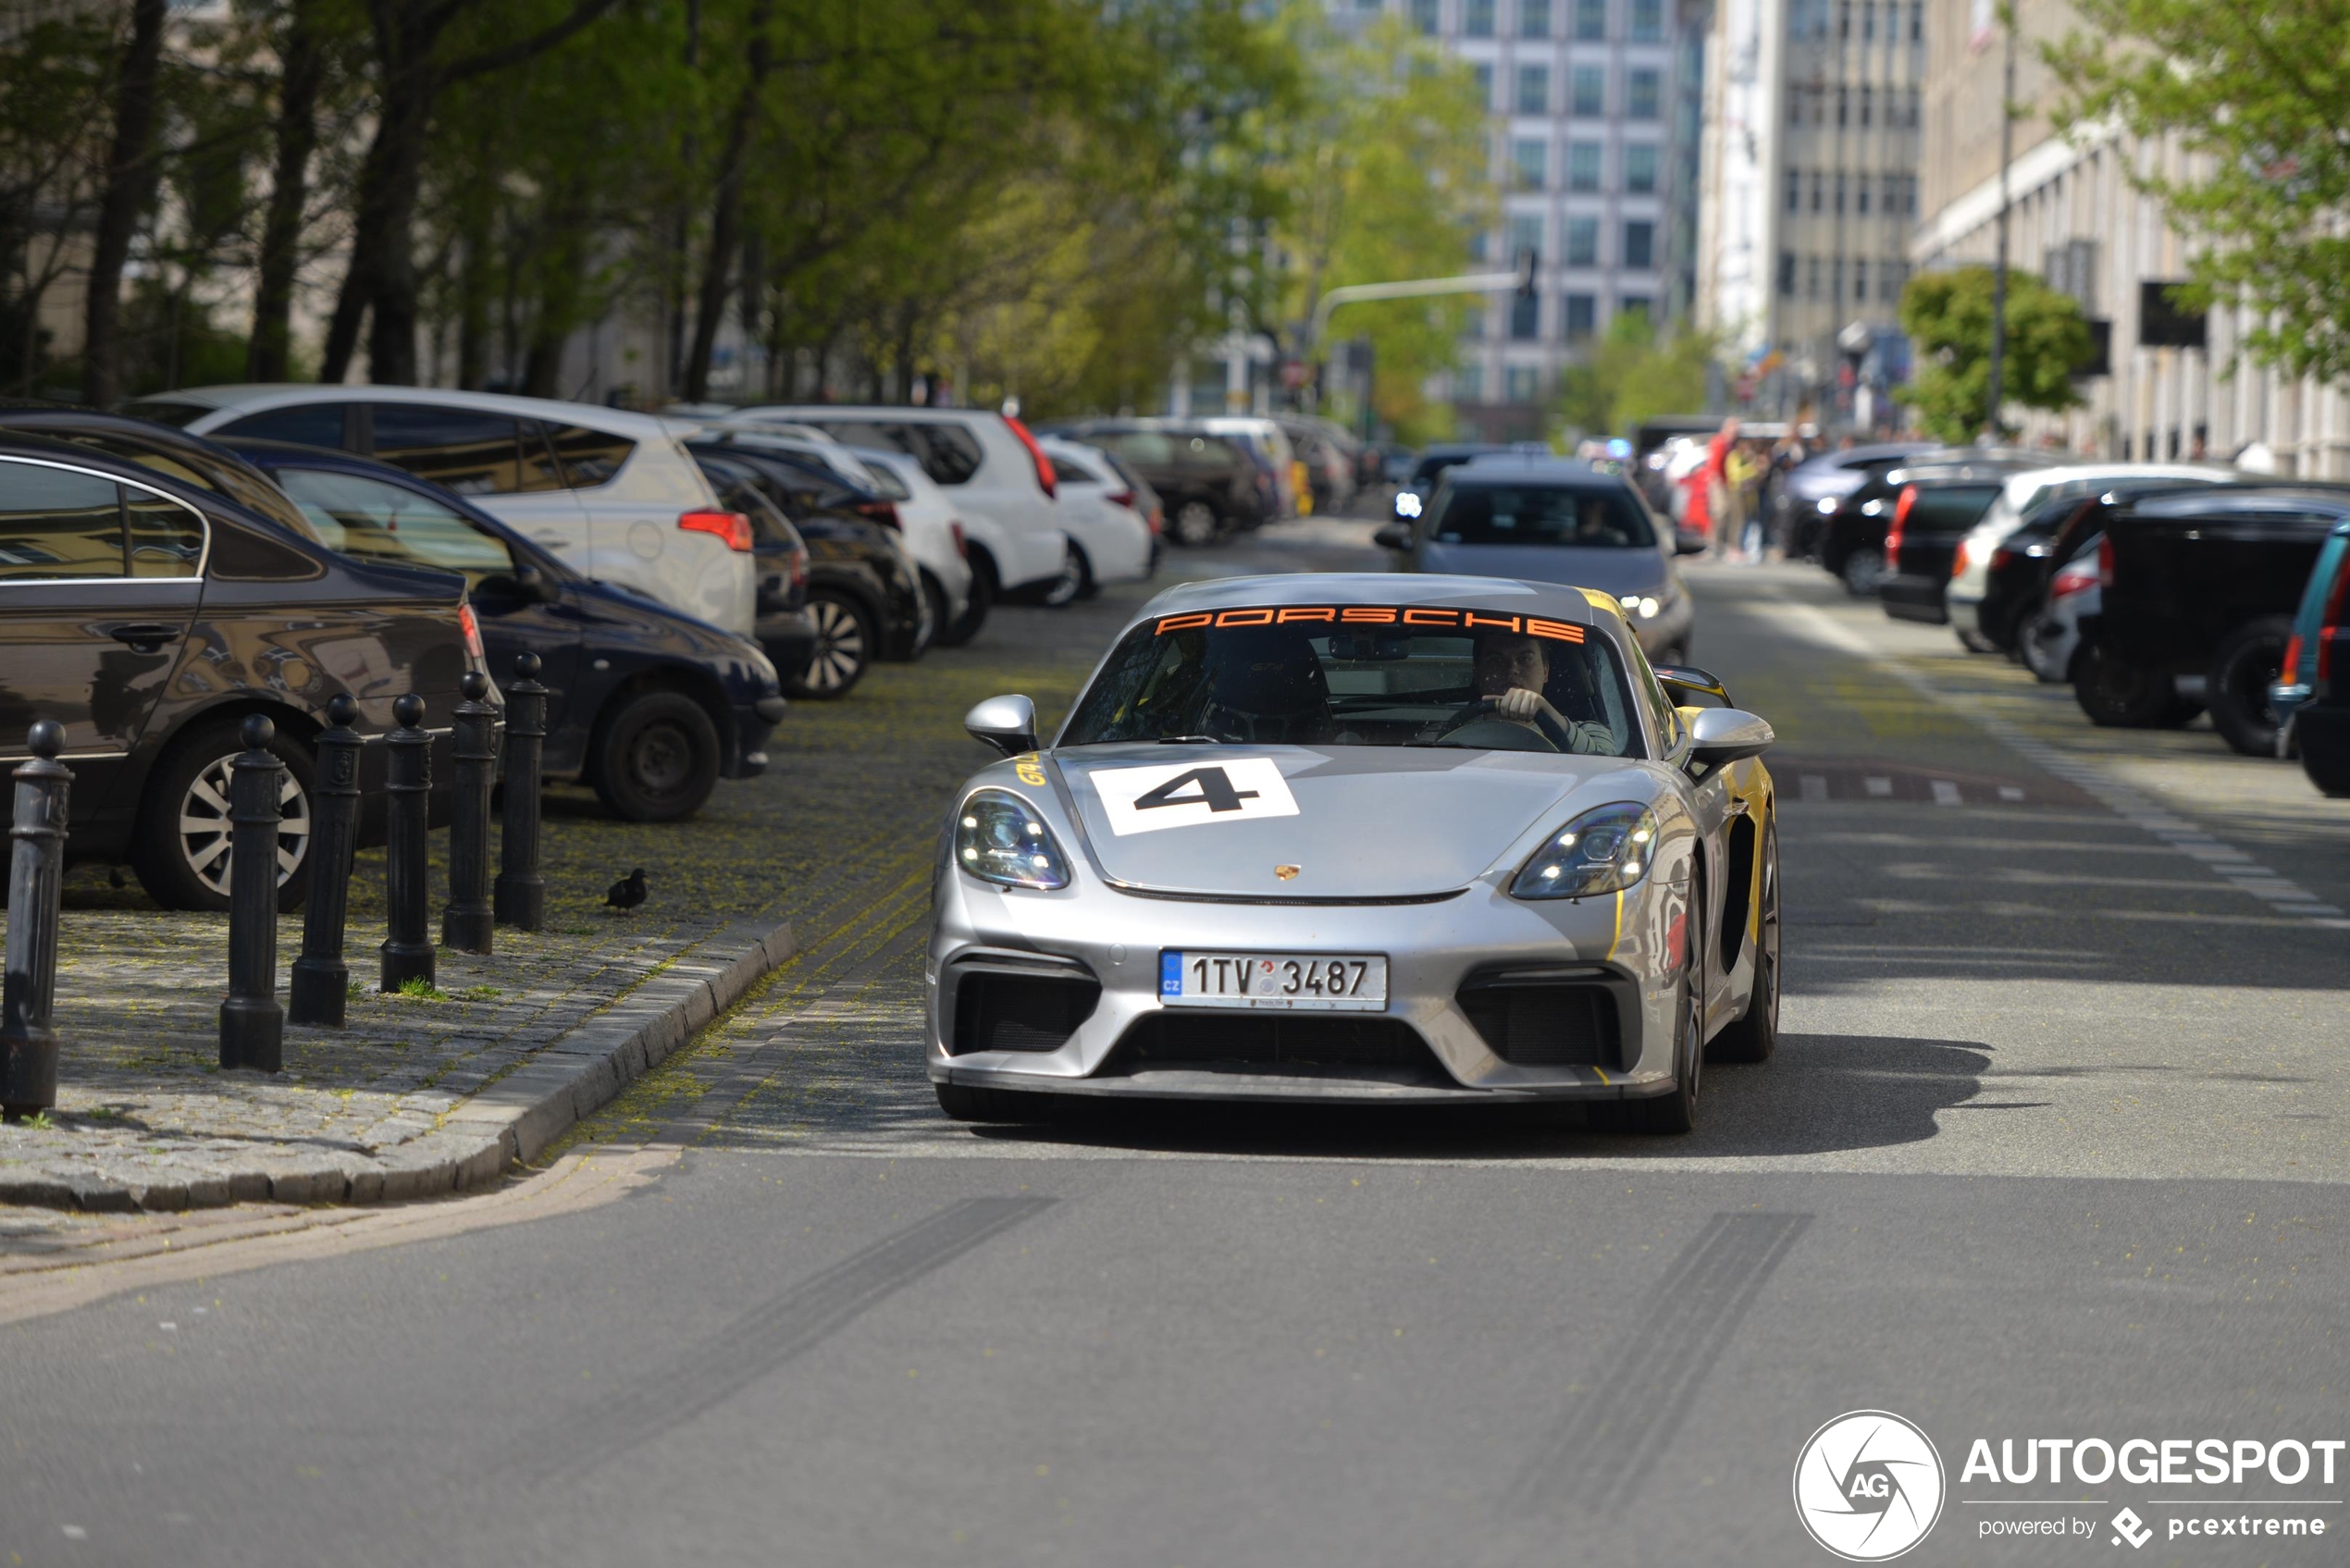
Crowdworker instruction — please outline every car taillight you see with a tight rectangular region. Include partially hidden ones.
[949,520,967,558]
[852,499,901,530]
[2051,562,2096,600]
[1107,488,1136,510]
[457,600,485,660]
[1003,415,1057,498]
[2318,562,2349,685]
[1950,537,1972,578]
[1886,485,1916,571]
[2282,632,2305,684]
[2096,533,2115,589]
[1148,506,1163,537]
[1990,546,2014,569]
[680,510,753,551]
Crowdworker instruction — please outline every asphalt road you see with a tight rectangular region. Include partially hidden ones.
[5,529,2347,1568]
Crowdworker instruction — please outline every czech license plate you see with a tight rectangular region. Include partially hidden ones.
[1159,952,1388,1011]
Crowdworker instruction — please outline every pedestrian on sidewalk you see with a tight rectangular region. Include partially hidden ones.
[1705,418,1741,560]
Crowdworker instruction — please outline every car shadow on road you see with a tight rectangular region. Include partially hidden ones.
[958,1032,1993,1162]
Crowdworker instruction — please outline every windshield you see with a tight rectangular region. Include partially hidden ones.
[1429,483,1655,548]
[1062,605,1639,758]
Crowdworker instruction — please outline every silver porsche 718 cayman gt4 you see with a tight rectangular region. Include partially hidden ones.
[927,574,1779,1133]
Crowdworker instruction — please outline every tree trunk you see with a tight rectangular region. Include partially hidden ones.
[82,0,168,405]
[249,0,324,381]
[683,0,773,401]
[320,1,443,384]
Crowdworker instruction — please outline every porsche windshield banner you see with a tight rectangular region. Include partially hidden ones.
[1152,605,1588,642]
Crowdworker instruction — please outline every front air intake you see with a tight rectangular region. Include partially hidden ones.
[948,967,1099,1055]
[1457,978,1624,1068]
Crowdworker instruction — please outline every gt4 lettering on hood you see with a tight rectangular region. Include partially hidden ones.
[1092,758,1301,836]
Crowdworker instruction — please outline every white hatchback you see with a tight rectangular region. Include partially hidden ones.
[1037,437,1156,595]
[728,404,1071,607]
[130,385,754,635]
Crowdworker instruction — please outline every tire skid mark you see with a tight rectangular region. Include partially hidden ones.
[1506,1212,1811,1515]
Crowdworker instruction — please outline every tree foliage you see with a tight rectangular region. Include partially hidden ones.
[1897,266,2092,442]
[2045,0,2350,385]
[1555,309,1716,439]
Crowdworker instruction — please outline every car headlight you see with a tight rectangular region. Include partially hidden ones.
[1817,497,1837,514]
[1395,490,1423,519]
[1509,802,1662,899]
[1617,592,1664,620]
[956,789,1071,890]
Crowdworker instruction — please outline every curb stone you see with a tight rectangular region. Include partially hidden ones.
[0,917,794,1214]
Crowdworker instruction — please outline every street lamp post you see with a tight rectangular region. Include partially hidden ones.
[1984,2,2019,439]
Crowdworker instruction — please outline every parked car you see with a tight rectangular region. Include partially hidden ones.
[686,445,923,699]
[2273,514,2350,795]
[1201,416,1301,518]
[2071,487,2350,752]
[127,385,754,638]
[231,440,783,822]
[1036,437,1156,596]
[1818,450,2045,597]
[694,422,976,646]
[1274,415,1360,515]
[0,429,490,910]
[1373,454,1693,661]
[1047,421,1273,546]
[1875,465,2031,624]
[1780,440,1941,560]
[1948,464,2238,654]
[724,404,1074,610]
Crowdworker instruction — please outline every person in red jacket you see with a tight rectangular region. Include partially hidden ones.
[1705,418,1741,558]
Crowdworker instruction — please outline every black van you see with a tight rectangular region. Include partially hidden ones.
[0,430,487,910]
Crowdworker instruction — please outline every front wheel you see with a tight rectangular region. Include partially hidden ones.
[788,590,875,699]
[934,555,994,648]
[1620,973,1703,1134]
[1037,545,1083,608]
[133,716,317,913]
[1170,500,1220,548]
[1840,546,1885,597]
[591,688,720,821]
[2073,638,2187,728]
[2206,615,2294,758]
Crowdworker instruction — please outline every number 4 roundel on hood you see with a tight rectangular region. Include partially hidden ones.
[1090,758,1301,836]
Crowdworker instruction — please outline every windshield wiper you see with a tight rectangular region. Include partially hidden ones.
[1156,735,1225,745]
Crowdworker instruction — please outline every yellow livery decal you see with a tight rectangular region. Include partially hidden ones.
[1014,756,1047,787]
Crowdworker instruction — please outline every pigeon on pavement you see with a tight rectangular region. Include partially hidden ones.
[605,868,648,913]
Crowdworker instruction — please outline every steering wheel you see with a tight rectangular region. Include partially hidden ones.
[1433,697,1570,753]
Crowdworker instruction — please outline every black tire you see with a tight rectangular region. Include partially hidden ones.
[1708,825,1778,1065]
[2206,615,2294,758]
[591,688,720,822]
[1840,546,1885,598]
[132,715,317,913]
[1621,971,1703,1134]
[2073,638,2188,728]
[934,1081,1059,1123]
[788,590,875,699]
[1070,543,1097,600]
[1038,544,1083,609]
[1170,500,1220,548]
[935,554,994,648]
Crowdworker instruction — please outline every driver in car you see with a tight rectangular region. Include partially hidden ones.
[1465,634,1615,753]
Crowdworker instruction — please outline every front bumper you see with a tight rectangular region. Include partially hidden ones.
[928,870,1688,1104]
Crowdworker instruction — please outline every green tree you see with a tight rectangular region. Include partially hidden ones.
[2045,0,2350,385]
[1555,309,1716,439]
[1897,266,2091,442]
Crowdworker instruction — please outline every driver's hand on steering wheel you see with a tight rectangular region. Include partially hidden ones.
[1494,686,1548,722]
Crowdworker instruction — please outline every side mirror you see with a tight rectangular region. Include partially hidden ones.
[1674,533,1710,556]
[965,694,1039,757]
[1687,707,1774,769]
[1373,523,1414,551]
[516,564,561,603]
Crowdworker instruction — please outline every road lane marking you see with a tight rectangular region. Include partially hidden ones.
[1777,599,2350,931]
[1801,773,1828,802]
[1864,776,1893,796]
[1931,780,1962,806]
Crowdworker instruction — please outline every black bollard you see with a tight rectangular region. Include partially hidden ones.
[288,695,363,1026]
[1,722,71,1119]
[379,693,435,993]
[494,652,548,932]
[441,671,497,955]
[219,714,285,1072]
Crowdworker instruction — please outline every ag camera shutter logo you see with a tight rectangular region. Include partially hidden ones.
[1793,1411,1947,1561]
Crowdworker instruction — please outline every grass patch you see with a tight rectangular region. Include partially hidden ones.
[454,984,501,1002]
[395,977,446,1002]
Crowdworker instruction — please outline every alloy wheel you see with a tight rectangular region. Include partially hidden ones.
[179,754,311,897]
[801,599,868,694]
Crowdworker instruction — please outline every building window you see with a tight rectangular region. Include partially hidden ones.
[1807,254,1821,298]
[1565,293,1598,340]
[1466,0,1496,36]
[1574,0,1607,39]
[1520,0,1552,35]
[1516,64,1550,114]
[1853,259,1868,301]
[1469,227,1490,263]
[1571,64,1606,116]
[1836,86,1849,126]
[1910,0,1922,40]
[1625,143,1659,193]
[1837,0,1849,37]
[1473,63,1494,106]
[1777,251,1796,297]
[1626,68,1660,119]
[1810,170,1823,212]
[1859,84,1873,126]
[1833,172,1845,214]
[1505,364,1542,403]
[1629,0,1663,41]
[1784,167,1800,213]
[1565,216,1600,265]
[1831,256,1843,300]
[1863,0,1875,39]
[1512,137,1549,191]
[1618,294,1653,322]
[1857,177,1871,215]
[1622,220,1654,269]
[1411,0,1440,35]
[1508,212,1544,264]
[1787,87,1803,127]
[1456,364,1485,402]
[1510,293,1541,341]
[1567,140,1602,191]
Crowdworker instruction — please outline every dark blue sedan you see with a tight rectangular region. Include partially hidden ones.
[229,440,785,822]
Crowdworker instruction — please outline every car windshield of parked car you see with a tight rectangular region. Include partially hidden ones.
[271,467,516,584]
[1429,484,1655,549]
[1061,611,1638,757]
